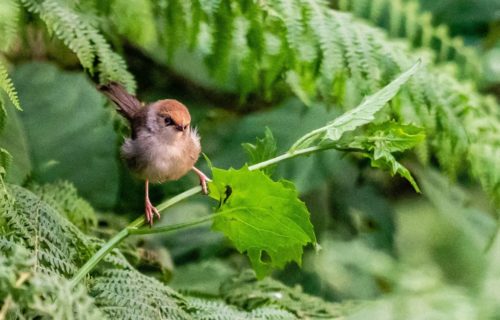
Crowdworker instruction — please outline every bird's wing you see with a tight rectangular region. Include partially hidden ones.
[98,82,142,120]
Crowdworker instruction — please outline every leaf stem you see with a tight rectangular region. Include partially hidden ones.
[128,213,223,235]
[289,126,329,151]
[70,187,201,287]
[70,228,130,286]
[249,146,324,170]
[70,142,355,287]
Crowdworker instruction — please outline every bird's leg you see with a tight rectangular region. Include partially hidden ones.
[144,179,160,226]
[192,167,210,195]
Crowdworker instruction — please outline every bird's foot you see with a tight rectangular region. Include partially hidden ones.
[145,198,161,226]
[199,175,209,195]
[193,167,210,195]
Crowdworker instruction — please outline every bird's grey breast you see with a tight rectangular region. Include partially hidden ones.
[121,128,200,183]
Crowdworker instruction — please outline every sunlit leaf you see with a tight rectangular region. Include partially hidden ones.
[325,61,419,140]
[208,166,316,278]
[291,61,421,150]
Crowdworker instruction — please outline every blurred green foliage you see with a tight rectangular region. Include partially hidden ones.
[0,0,499,319]
[2,63,120,208]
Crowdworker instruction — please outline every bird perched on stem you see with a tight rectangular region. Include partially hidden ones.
[98,82,209,225]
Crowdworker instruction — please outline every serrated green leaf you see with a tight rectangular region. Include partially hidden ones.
[241,127,278,175]
[346,122,425,192]
[348,122,426,152]
[290,61,421,150]
[324,61,420,141]
[208,166,316,278]
[369,148,420,192]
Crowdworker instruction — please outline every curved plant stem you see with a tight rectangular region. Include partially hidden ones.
[70,187,202,287]
[70,143,358,287]
[128,213,224,235]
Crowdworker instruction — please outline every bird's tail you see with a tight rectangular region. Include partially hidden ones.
[98,82,141,120]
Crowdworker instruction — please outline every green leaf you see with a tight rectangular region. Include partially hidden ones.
[322,61,420,141]
[368,148,420,192]
[347,122,425,192]
[348,122,426,152]
[0,98,31,184]
[11,62,120,209]
[290,61,421,150]
[208,166,316,278]
[241,127,278,175]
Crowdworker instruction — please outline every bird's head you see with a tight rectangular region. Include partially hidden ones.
[151,99,192,139]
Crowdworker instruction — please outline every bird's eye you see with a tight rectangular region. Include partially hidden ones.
[164,117,174,126]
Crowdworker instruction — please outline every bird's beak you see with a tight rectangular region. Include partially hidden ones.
[175,125,184,131]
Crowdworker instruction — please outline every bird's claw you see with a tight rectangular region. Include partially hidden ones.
[193,166,210,195]
[200,177,208,195]
[145,198,160,226]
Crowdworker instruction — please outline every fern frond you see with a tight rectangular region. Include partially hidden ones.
[0,183,354,319]
[154,0,500,202]
[109,0,157,49]
[187,297,297,320]
[30,181,97,233]
[303,0,345,96]
[20,0,94,70]
[0,0,21,53]
[0,236,106,319]
[469,142,500,202]
[0,184,195,317]
[2,185,93,275]
[336,0,482,80]
[274,0,316,63]
[19,0,136,91]
[0,61,21,110]
[91,269,190,319]
[221,270,345,319]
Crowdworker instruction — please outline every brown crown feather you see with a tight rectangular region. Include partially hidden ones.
[156,99,191,126]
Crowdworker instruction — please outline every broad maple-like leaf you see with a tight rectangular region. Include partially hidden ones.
[208,166,316,278]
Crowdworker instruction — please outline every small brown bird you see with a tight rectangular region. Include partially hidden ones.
[98,83,208,225]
